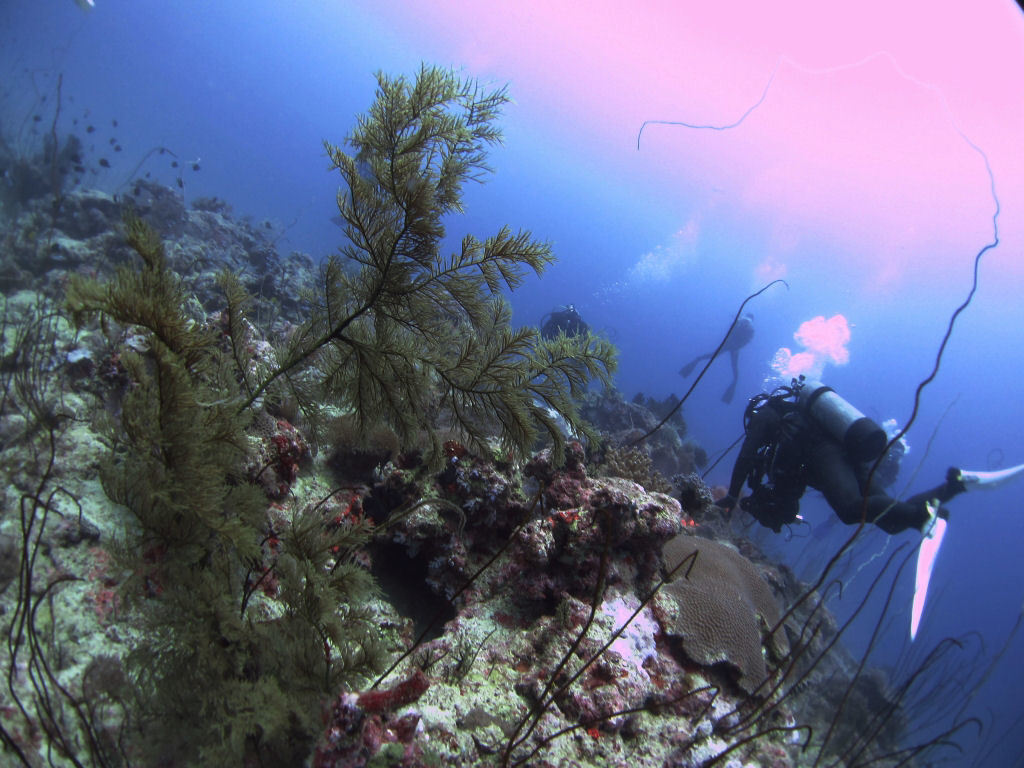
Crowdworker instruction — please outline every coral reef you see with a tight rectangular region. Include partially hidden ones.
[596,444,674,494]
[339,442,804,766]
[0,203,928,767]
[584,388,707,482]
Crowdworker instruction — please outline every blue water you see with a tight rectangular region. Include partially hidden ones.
[4,2,1022,765]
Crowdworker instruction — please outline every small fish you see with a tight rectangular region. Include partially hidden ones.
[112,119,118,127]
[73,0,95,10]
[158,147,166,155]
[191,162,200,171]
[70,153,82,163]
[264,221,272,229]
[171,161,178,168]
[32,115,42,122]
[145,171,151,178]
[114,145,122,152]
[109,138,116,145]
[98,158,110,168]
[176,177,183,189]
[73,165,85,173]
[132,186,140,196]
[86,125,95,133]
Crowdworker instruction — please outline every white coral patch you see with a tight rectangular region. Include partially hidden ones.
[602,593,658,681]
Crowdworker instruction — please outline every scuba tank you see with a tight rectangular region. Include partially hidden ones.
[797,378,887,463]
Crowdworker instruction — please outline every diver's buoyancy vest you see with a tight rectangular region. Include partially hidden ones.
[798,379,887,463]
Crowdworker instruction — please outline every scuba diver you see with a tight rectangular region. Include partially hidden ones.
[716,377,1023,535]
[679,313,754,404]
[540,304,589,340]
[717,376,1024,640]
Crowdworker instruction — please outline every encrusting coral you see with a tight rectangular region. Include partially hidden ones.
[584,388,706,481]
[595,443,674,494]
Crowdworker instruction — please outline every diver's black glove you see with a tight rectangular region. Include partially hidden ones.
[715,495,737,512]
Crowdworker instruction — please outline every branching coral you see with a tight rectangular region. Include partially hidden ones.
[595,444,673,494]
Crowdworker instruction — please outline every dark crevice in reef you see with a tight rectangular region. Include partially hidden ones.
[370,539,455,642]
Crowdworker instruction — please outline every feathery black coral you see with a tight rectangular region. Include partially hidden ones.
[247,64,616,462]
[66,215,385,763]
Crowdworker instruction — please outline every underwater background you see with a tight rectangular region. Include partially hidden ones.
[2,1,1023,766]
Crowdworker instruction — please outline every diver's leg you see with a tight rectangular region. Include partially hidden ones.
[806,437,869,525]
[679,352,711,377]
[722,349,740,403]
[805,435,926,531]
[855,465,935,533]
[905,470,965,507]
[863,497,932,533]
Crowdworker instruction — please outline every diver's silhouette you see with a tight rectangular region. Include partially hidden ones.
[679,313,754,403]
[540,304,589,340]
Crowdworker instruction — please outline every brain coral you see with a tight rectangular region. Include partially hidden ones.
[660,534,789,694]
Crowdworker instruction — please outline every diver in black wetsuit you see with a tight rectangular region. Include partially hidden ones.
[715,379,968,534]
[540,304,589,340]
[679,313,754,404]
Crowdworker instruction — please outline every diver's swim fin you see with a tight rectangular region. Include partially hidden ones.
[910,502,947,642]
[956,462,1024,491]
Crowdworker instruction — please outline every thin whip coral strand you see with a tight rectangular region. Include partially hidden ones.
[812,544,919,765]
[629,47,1004,766]
[628,279,788,449]
[504,543,701,765]
[372,489,544,690]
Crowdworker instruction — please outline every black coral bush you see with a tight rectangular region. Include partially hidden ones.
[250,64,616,462]
[68,214,385,763]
